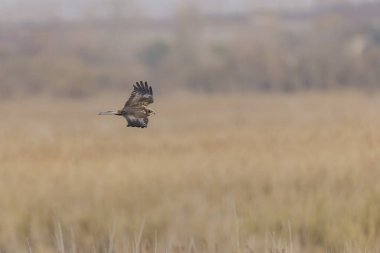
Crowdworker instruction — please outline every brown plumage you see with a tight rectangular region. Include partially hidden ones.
[98,81,155,128]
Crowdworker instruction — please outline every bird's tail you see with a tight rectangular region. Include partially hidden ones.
[98,110,120,116]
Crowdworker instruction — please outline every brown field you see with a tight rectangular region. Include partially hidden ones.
[1,93,380,253]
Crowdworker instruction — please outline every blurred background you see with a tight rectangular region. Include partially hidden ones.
[2,1,380,253]
[1,0,380,97]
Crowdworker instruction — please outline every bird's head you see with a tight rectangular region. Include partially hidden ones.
[146,107,156,116]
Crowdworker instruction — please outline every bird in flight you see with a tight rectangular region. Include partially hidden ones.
[98,81,155,128]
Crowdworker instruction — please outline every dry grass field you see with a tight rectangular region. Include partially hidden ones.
[1,92,380,253]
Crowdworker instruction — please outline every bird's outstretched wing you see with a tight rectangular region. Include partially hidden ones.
[125,115,149,128]
[123,81,153,110]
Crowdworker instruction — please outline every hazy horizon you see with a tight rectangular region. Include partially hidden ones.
[1,0,379,23]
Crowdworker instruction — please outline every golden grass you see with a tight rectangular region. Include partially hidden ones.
[1,92,380,253]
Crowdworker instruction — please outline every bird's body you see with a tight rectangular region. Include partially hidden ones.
[98,81,155,128]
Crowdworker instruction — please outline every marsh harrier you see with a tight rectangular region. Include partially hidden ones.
[98,81,155,128]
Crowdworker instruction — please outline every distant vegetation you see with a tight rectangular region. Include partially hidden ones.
[1,3,380,97]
